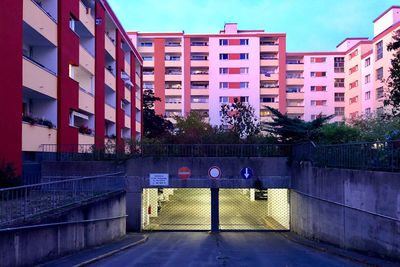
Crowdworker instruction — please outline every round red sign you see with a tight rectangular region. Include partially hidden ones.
[178,167,191,180]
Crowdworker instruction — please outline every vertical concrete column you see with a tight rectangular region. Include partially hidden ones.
[149,189,159,217]
[211,188,220,233]
[126,177,143,232]
[250,189,255,201]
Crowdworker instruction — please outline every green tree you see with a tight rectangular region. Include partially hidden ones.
[262,106,333,143]
[385,29,400,117]
[318,123,361,144]
[143,90,173,139]
[220,98,260,139]
[173,111,213,143]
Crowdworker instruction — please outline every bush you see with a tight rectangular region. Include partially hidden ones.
[319,123,361,144]
[348,115,400,142]
[0,161,21,188]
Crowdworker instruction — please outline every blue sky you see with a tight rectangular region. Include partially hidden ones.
[108,0,399,52]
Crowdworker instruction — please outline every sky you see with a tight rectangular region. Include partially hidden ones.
[107,0,399,52]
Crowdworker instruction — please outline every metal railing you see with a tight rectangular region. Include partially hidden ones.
[139,144,292,157]
[293,141,400,172]
[0,173,124,227]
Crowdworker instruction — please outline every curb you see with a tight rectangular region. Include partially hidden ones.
[280,233,397,267]
[73,235,149,267]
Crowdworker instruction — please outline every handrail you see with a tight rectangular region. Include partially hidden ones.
[23,55,57,76]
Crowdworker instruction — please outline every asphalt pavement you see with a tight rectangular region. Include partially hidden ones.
[88,232,365,267]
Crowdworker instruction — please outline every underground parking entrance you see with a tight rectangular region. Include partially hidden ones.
[141,188,290,231]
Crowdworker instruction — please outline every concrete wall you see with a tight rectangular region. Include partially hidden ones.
[41,161,124,176]
[0,192,126,267]
[290,162,400,260]
[125,157,291,231]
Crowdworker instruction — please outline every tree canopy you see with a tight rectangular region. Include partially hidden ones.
[262,106,333,143]
[385,29,400,117]
[143,90,173,139]
[220,98,260,139]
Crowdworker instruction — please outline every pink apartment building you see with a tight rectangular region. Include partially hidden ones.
[128,6,400,125]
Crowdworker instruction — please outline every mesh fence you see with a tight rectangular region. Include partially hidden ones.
[141,188,290,231]
[219,189,289,230]
[142,188,211,230]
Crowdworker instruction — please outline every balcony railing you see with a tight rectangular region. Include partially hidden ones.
[286,74,304,79]
[23,55,56,76]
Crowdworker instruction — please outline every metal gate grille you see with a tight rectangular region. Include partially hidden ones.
[219,189,290,230]
[142,188,211,230]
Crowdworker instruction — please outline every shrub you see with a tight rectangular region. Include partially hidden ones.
[319,123,361,144]
[0,161,20,188]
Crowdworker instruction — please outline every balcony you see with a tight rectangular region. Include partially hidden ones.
[23,0,57,45]
[286,78,304,85]
[191,102,209,109]
[165,103,182,110]
[136,121,141,133]
[165,74,182,81]
[143,74,154,82]
[191,45,209,53]
[287,106,304,114]
[190,60,208,67]
[190,89,209,96]
[260,102,279,109]
[105,34,116,59]
[125,88,131,103]
[23,57,57,99]
[136,97,141,110]
[78,133,94,145]
[165,89,182,96]
[105,68,116,91]
[79,0,95,36]
[286,64,304,71]
[286,92,304,100]
[165,46,182,53]
[261,88,279,95]
[260,73,279,81]
[260,59,279,67]
[105,104,116,122]
[125,59,131,74]
[191,74,209,81]
[22,123,56,152]
[125,115,131,128]
[260,45,279,53]
[138,46,154,53]
[79,89,94,114]
[79,45,95,74]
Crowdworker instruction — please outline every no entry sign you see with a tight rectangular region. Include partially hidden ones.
[178,166,191,180]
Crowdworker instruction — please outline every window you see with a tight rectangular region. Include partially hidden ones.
[191,97,208,103]
[310,72,326,77]
[220,68,228,74]
[240,96,249,103]
[219,54,228,60]
[365,108,371,114]
[165,97,181,104]
[286,87,302,93]
[219,82,228,89]
[311,100,327,106]
[240,67,249,74]
[349,49,358,60]
[240,82,249,88]
[142,55,153,61]
[140,42,153,47]
[334,93,345,102]
[219,96,229,103]
[260,110,271,117]
[376,41,383,60]
[334,107,345,116]
[240,53,249,60]
[334,57,345,73]
[334,78,345,87]
[69,17,76,31]
[365,57,371,67]
[219,39,228,46]
[349,96,358,104]
[261,97,275,103]
[365,91,371,100]
[349,65,359,75]
[365,74,371,84]
[349,80,359,89]
[310,86,327,92]
[376,87,384,99]
[310,57,326,63]
[240,39,249,45]
[376,67,383,80]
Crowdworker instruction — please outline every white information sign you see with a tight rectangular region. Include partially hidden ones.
[149,173,169,186]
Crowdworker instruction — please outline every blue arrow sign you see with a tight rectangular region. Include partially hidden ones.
[240,167,253,179]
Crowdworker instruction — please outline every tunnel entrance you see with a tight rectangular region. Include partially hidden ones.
[141,188,290,231]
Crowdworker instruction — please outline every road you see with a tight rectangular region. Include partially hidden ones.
[89,232,361,267]
[146,189,288,231]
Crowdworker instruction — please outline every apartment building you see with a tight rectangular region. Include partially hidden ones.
[129,23,289,125]
[0,0,143,173]
[129,6,400,125]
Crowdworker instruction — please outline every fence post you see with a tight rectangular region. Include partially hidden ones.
[24,187,28,218]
